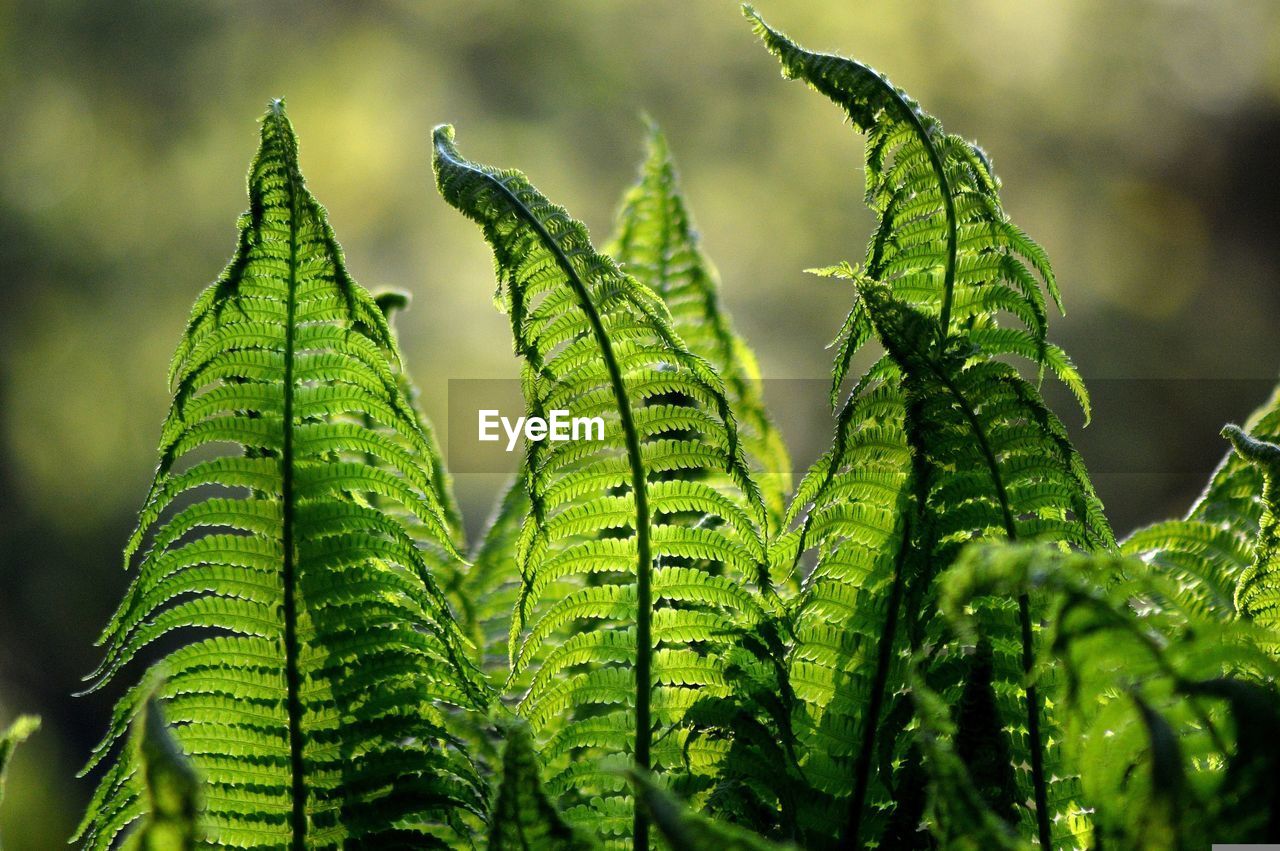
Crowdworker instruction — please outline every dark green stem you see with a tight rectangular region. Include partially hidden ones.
[275,104,307,851]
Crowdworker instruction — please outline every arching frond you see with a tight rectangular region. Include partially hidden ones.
[77,102,485,850]
[744,6,1086,418]
[745,9,1109,848]
[434,125,769,848]
[608,122,791,533]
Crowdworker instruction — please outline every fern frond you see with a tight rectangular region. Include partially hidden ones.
[461,479,530,674]
[78,102,485,850]
[121,697,201,851]
[744,9,1109,847]
[608,122,791,532]
[855,281,1110,849]
[434,125,769,848]
[943,541,1280,847]
[489,719,598,851]
[1120,388,1280,620]
[1223,425,1280,654]
[0,714,40,848]
[744,5,1086,419]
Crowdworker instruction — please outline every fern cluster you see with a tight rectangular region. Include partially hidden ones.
[20,5,1273,851]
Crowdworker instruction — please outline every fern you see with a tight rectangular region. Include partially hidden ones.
[122,697,201,851]
[942,541,1280,847]
[607,122,791,533]
[0,715,40,851]
[746,8,1108,848]
[434,124,770,848]
[1223,425,1280,655]
[77,102,486,849]
[489,719,598,851]
[1121,387,1280,619]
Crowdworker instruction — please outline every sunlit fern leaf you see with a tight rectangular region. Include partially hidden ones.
[762,265,916,847]
[854,281,1111,849]
[942,542,1280,848]
[1223,425,1280,655]
[489,719,599,851]
[0,714,40,849]
[743,6,1088,420]
[374,289,466,548]
[434,125,769,849]
[608,122,792,533]
[121,696,201,851]
[76,101,487,850]
[744,8,1102,848]
[626,768,796,851]
[1122,388,1280,620]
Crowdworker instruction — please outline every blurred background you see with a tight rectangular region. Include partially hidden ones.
[2,0,1279,843]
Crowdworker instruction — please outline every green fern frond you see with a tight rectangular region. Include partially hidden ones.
[855,280,1110,849]
[121,697,201,851]
[744,5,1086,419]
[78,101,486,850]
[943,541,1280,848]
[0,714,40,850]
[744,9,1108,847]
[434,125,770,848]
[461,479,531,674]
[1223,425,1280,654]
[489,719,599,851]
[1120,387,1280,620]
[608,122,791,532]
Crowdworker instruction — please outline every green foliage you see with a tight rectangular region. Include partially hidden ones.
[607,122,791,532]
[745,7,1107,848]
[941,540,1280,848]
[626,769,795,851]
[77,102,486,850]
[489,719,598,851]
[1121,389,1280,620]
[65,7,1280,851]
[121,697,200,851]
[434,123,771,848]
[0,715,40,850]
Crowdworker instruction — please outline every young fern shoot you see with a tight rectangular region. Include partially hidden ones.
[434,125,770,848]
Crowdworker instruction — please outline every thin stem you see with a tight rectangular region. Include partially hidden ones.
[273,104,308,851]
